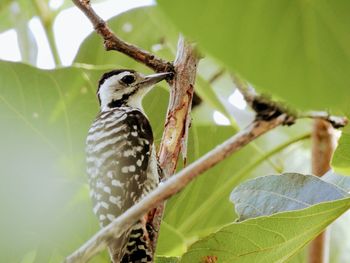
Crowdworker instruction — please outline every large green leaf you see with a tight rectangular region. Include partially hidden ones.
[157,0,350,112]
[0,61,102,262]
[231,173,348,221]
[181,173,350,263]
[0,60,169,262]
[180,198,350,263]
[231,172,350,263]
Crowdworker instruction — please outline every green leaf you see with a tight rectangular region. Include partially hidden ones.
[157,0,350,112]
[156,256,180,263]
[0,0,12,10]
[0,1,37,33]
[157,221,186,256]
[0,60,101,262]
[0,0,14,33]
[20,251,36,263]
[230,173,348,221]
[180,198,350,263]
[332,127,350,175]
[0,60,169,262]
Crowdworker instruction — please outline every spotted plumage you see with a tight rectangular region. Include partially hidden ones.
[86,69,171,263]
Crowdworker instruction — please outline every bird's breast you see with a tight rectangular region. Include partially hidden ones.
[85,107,158,227]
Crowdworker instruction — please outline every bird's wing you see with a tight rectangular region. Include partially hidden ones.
[86,108,154,227]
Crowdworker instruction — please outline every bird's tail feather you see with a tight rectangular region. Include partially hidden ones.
[109,220,153,263]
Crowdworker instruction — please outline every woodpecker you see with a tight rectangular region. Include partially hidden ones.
[86,69,171,263]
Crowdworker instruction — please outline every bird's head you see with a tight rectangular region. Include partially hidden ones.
[97,69,172,112]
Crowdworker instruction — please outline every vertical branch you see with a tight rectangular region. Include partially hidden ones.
[308,119,336,263]
[151,36,199,253]
[158,37,199,176]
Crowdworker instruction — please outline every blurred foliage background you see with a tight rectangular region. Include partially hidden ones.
[1,0,350,262]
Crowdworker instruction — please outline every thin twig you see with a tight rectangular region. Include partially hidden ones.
[64,113,292,263]
[231,73,258,106]
[232,74,348,128]
[299,111,348,129]
[208,68,225,84]
[71,0,173,73]
[232,73,295,124]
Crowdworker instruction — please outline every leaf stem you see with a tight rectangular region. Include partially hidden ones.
[32,0,62,66]
[45,21,62,66]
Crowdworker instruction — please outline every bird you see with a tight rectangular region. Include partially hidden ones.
[85,69,172,263]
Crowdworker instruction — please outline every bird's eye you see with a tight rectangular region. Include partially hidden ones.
[121,75,135,85]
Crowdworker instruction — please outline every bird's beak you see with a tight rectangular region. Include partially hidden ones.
[139,72,173,87]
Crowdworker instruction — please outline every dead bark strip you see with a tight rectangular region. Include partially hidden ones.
[151,36,199,254]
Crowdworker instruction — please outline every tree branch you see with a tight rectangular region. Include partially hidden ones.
[149,36,199,253]
[71,0,173,73]
[158,37,198,175]
[308,120,336,263]
[64,113,292,263]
